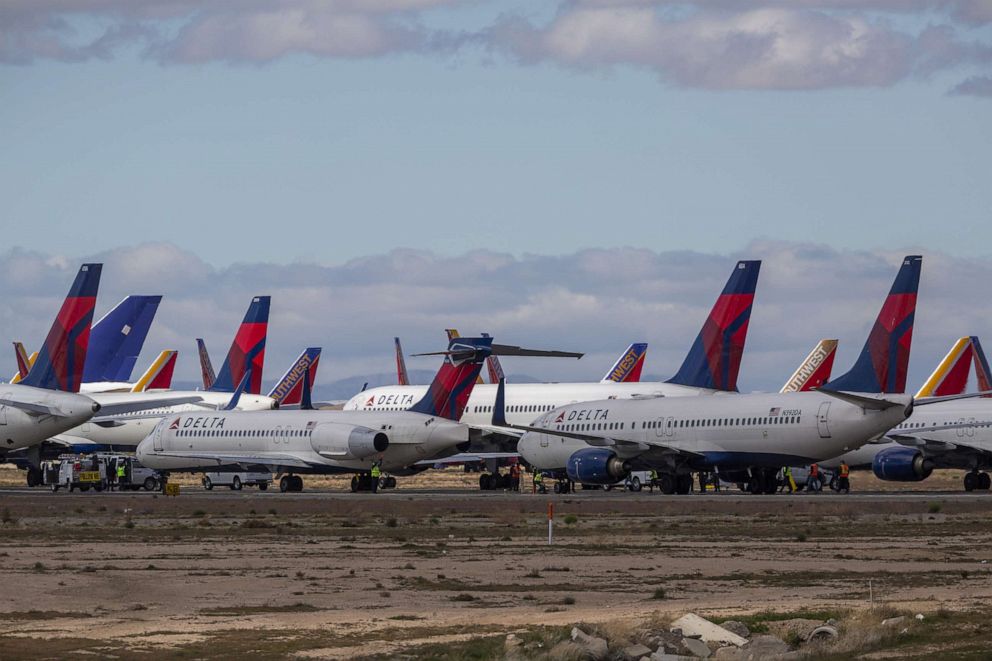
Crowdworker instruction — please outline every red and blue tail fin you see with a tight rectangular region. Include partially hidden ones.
[196,338,215,390]
[825,255,922,394]
[601,343,648,383]
[83,295,162,383]
[666,260,761,391]
[915,337,972,398]
[21,263,103,392]
[970,336,992,397]
[446,328,485,384]
[131,350,178,392]
[481,332,504,384]
[410,336,493,420]
[267,347,322,406]
[209,296,270,394]
[394,337,410,386]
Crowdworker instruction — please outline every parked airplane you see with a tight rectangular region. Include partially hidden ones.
[601,343,648,384]
[394,337,409,385]
[832,336,992,491]
[197,338,216,390]
[512,256,936,494]
[344,261,762,444]
[136,337,582,492]
[266,347,321,407]
[780,340,837,393]
[0,264,105,466]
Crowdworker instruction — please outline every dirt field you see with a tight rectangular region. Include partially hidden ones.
[3,466,992,659]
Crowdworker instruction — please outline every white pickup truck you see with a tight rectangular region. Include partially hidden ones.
[202,471,272,491]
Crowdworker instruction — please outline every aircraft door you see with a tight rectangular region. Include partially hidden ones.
[153,422,164,451]
[816,402,831,438]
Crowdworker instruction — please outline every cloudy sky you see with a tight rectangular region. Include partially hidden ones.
[1,1,990,392]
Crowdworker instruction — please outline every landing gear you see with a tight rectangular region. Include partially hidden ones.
[676,474,693,494]
[980,473,991,491]
[748,468,778,494]
[349,474,379,493]
[553,480,572,494]
[480,472,511,490]
[965,471,980,492]
[657,473,676,495]
[280,475,304,492]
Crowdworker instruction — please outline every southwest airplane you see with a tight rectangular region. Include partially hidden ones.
[136,337,581,492]
[512,256,942,495]
[344,261,762,440]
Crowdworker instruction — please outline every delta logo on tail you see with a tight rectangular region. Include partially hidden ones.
[667,260,761,392]
[21,263,103,393]
[780,340,837,393]
[210,296,270,394]
[602,343,648,383]
[825,256,922,394]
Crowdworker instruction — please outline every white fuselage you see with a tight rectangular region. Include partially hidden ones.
[825,398,992,470]
[136,409,468,473]
[518,391,912,472]
[0,384,99,454]
[345,381,710,426]
[62,391,276,448]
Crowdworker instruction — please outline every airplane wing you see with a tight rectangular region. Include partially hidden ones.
[143,451,314,470]
[92,396,205,419]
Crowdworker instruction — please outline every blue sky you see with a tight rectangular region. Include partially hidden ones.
[1,1,991,389]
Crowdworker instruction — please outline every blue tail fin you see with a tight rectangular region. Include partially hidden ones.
[83,295,162,383]
[825,256,922,393]
[666,260,761,391]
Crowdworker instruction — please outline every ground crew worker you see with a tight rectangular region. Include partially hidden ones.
[649,468,658,492]
[509,463,521,492]
[533,469,546,494]
[116,460,126,490]
[370,462,382,493]
[809,463,820,492]
[780,466,796,493]
[837,461,850,493]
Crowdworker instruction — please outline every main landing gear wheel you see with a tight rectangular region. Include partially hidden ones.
[979,473,991,490]
[675,474,693,495]
[964,471,980,492]
[657,473,676,495]
[26,467,41,488]
[385,476,397,489]
[283,475,304,492]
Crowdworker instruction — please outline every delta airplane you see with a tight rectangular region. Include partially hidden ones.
[511,256,955,495]
[831,336,992,491]
[0,264,106,462]
[344,261,762,441]
[136,337,582,492]
[12,295,163,393]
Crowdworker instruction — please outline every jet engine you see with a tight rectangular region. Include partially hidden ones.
[872,446,934,482]
[565,448,630,485]
[310,423,388,460]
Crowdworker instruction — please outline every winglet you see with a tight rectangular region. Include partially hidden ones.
[601,343,648,383]
[666,260,761,391]
[492,377,508,427]
[223,366,252,411]
[825,255,922,394]
[915,337,972,399]
[780,340,837,393]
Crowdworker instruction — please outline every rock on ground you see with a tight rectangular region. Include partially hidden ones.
[571,627,609,660]
[718,621,750,639]
[670,614,748,647]
[681,636,712,658]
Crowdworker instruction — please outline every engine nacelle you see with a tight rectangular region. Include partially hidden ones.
[872,446,934,482]
[311,424,389,460]
[565,448,630,485]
